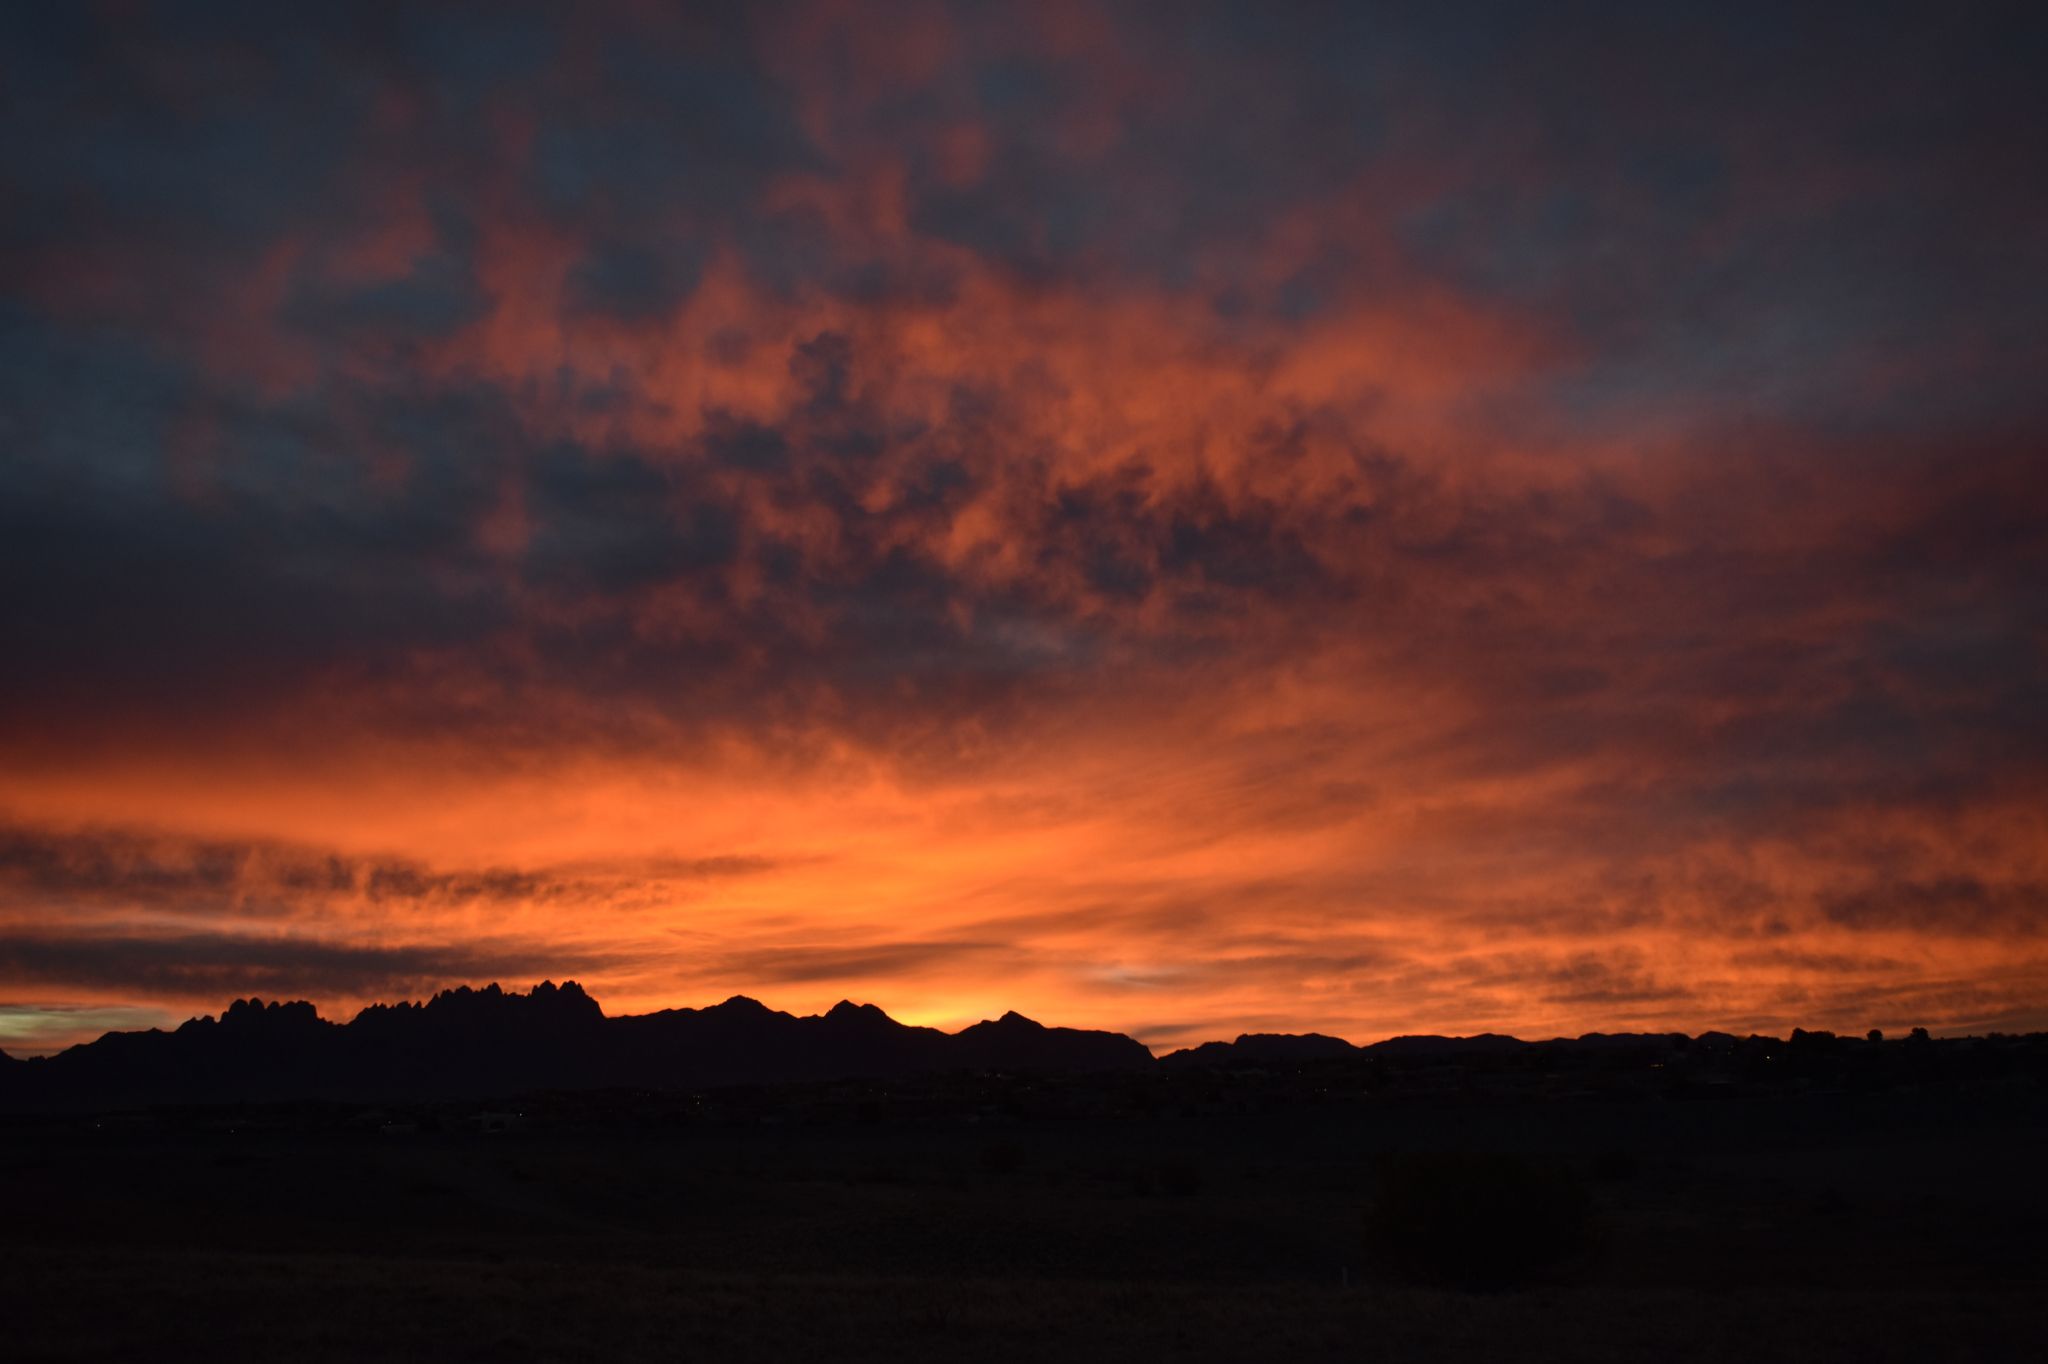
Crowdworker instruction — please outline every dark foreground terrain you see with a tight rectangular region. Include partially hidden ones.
[5,1057,2045,1363]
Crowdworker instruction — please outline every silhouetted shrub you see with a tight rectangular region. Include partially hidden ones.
[1363,1151,1594,1291]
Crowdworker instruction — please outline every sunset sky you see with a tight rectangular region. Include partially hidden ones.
[3,2,2045,1055]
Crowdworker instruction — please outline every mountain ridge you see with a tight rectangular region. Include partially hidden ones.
[0,980,1924,1113]
[0,981,1160,1112]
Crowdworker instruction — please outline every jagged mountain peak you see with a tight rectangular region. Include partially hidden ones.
[220,998,325,1030]
[0,983,1160,1109]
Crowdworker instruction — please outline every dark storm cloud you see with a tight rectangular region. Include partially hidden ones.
[279,207,495,342]
[0,358,516,731]
[564,237,707,321]
[0,823,784,917]
[1821,877,2048,936]
[0,928,613,1004]
[521,445,741,593]
[6,276,2042,820]
[1,4,365,261]
[528,21,821,215]
[880,7,1392,290]
[1536,953,1694,1009]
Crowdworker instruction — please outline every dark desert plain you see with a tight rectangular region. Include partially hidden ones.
[3,2,2047,1361]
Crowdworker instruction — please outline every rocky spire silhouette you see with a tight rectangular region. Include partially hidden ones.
[0,982,1153,1112]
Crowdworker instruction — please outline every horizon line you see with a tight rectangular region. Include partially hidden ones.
[0,977,1988,1062]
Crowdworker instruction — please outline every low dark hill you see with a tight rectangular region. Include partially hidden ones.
[1161,1032,1359,1069]
[1367,1033,1528,1058]
[0,983,1153,1113]
[954,1010,1154,1071]
[1166,1031,1544,1068]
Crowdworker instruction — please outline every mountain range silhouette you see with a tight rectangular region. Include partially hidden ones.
[0,980,1862,1113]
[0,982,1166,1111]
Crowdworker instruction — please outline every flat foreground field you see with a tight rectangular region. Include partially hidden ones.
[5,1088,2043,1361]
